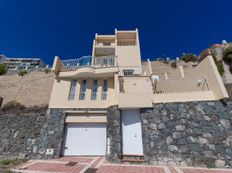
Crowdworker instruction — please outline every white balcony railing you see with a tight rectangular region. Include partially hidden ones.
[117,39,136,46]
[62,56,92,70]
[153,76,210,94]
[95,42,115,46]
[92,55,117,68]
[62,55,117,70]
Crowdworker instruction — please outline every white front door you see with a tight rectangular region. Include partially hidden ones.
[122,109,143,155]
[63,123,106,156]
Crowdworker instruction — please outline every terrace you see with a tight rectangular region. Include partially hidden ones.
[60,55,118,71]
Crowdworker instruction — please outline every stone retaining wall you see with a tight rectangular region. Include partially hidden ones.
[0,107,65,160]
[141,100,232,168]
[106,105,122,163]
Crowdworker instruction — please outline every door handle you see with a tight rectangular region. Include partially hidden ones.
[64,147,68,149]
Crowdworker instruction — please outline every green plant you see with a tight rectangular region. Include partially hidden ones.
[0,63,7,75]
[44,68,51,74]
[162,60,169,64]
[206,162,215,169]
[222,46,232,73]
[0,158,28,171]
[18,69,28,76]
[170,61,177,68]
[215,60,225,76]
[1,101,26,111]
[222,46,232,62]
[180,53,198,62]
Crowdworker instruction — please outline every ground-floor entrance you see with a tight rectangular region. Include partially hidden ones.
[63,123,106,156]
[122,109,144,155]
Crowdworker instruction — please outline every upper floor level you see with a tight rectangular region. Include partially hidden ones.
[52,29,143,78]
[49,29,229,109]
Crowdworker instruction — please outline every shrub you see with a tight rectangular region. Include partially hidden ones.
[162,60,169,64]
[215,60,224,76]
[44,68,51,74]
[18,69,28,76]
[180,53,198,62]
[170,61,177,68]
[0,158,28,170]
[0,63,7,75]
[1,101,26,111]
[222,46,232,62]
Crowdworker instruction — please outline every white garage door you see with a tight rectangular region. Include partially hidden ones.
[63,123,106,156]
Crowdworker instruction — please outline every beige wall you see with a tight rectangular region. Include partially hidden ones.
[0,70,54,107]
[58,66,118,78]
[118,93,152,108]
[121,76,152,93]
[191,56,228,99]
[118,76,153,108]
[66,113,107,123]
[115,30,142,75]
[49,77,116,108]
[153,91,215,103]
[116,46,142,73]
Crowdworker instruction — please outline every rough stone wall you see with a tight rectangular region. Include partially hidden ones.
[0,107,65,160]
[141,101,232,168]
[106,105,122,163]
[36,108,66,159]
[0,70,54,107]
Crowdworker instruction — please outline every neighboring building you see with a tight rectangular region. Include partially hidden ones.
[49,29,228,160]
[0,55,46,70]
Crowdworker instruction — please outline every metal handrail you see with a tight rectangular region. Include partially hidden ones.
[62,56,92,70]
[62,55,117,70]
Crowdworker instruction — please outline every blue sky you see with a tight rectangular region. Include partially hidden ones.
[0,0,232,65]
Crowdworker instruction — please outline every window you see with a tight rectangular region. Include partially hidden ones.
[68,80,77,100]
[91,80,98,100]
[79,80,87,100]
[123,69,134,76]
[101,80,108,100]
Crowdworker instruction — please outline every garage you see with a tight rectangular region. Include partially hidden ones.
[63,123,107,156]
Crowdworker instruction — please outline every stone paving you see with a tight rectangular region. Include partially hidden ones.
[12,157,232,173]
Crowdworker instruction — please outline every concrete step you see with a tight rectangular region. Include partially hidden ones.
[122,155,145,163]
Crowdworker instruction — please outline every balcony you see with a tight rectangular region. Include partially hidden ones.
[95,36,115,47]
[153,76,215,103]
[52,55,118,78]
[117,39,136,46]
[153,76,209,94]
[62,55,117,71]
[95,42,115,47]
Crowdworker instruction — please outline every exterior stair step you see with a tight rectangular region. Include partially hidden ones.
[122,155,145,163]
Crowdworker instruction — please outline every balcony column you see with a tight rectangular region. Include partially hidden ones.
[164,73,168,80]
[147,59,152,76]
[179,65,185,78]
[114,56,118,66]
